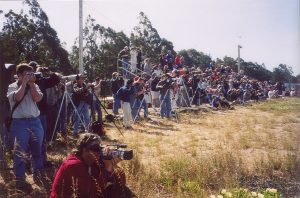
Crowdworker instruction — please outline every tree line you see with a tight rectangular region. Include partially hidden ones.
[0,0,299,83]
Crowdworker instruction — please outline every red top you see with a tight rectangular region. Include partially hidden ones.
[175,55,181,65]
[50,155,126,198]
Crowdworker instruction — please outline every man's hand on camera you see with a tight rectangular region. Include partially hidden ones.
[23,72,32,85]
[102,147,122,173]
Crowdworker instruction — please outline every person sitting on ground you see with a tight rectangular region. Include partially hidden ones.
[51,133,133,198]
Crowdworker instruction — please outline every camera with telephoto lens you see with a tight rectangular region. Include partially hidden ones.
[100,144,133,160]
[26,72,43,82]
[61,74,78,81]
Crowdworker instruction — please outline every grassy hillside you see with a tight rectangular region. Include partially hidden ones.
[0,97,299,197]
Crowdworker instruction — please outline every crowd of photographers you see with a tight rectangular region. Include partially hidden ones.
[115,47,297,128]
[0,48,298,196]
[0,61,132,197]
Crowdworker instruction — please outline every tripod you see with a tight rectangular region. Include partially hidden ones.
[132,94,147,124]
[158,89,179,122]
[176,76,191,108]
[190,87,202,106]
[91,90,124,137]
[49,83,87,144]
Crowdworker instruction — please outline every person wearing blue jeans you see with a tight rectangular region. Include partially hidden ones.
[131,77,148,120]
[10,118,44,179]
[133,97,148,121]
[111,72,124,115]
[156,74,172,118]
[159,93,171,118]
[113,93,121,115]
[72,74,91,136]
[7,63,44,192]
[73,101,90,135]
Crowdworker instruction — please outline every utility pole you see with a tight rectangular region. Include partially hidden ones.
[79,0,83,74]
[237,45,242,74]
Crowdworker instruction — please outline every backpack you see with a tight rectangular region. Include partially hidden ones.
[90,121,105,137]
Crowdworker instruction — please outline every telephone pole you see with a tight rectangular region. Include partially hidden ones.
[237,45,242,73]
[79,0,83,74]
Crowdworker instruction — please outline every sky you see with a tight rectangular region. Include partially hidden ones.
[1,0,299,75]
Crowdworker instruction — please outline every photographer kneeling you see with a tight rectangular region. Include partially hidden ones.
[50,133,133,198]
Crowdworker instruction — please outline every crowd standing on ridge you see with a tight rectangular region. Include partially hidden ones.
[0,47,298,197]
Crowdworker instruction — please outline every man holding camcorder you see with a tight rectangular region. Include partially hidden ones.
[51,133,133,198]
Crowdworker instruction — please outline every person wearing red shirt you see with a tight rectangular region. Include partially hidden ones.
[174,55,181,67]
[50,133,133,198]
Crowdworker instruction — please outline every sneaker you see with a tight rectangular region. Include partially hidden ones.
[15,180,33,194]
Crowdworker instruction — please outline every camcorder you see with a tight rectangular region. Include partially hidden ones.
[100,144,133,161]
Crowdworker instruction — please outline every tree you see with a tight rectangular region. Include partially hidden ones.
[0,0,73,74]
[130,12,174,62]
[242,62,272,81]
[215,56,238,72]
[272,64,294,83]
[178,49,211,69]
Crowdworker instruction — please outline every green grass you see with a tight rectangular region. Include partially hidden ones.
[251,98,300,114]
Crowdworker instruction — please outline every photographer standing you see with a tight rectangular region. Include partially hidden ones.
[29,62,60,167]
[132,77,148,121]
[7,64,44,192]
[116,79,134,129]
[91,77,103,123]
[118,46,130,78]
[51,133,132,198]
[156,74,172,118]
[72,74,92,137]
[111,72,124,116]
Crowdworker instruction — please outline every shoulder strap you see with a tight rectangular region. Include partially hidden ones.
[9,88,28,118]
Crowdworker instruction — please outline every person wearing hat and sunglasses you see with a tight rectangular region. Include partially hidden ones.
[51,133,132,198]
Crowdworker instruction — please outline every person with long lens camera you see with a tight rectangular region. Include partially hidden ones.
[51,133,134,198]
[156,74,173,118]
[72,74,93,137]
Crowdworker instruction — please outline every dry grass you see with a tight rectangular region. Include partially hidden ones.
[0,97,299,197]
[108,98,300,197]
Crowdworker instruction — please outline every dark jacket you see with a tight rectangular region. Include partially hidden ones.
[72,82,92,106]
[111,77,124,94]
[117,85,134,103]
[36,73,60,115]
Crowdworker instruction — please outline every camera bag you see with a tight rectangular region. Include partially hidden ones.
[5,89,28,132]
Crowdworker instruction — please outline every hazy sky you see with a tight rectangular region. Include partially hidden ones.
[1,0,299,74]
